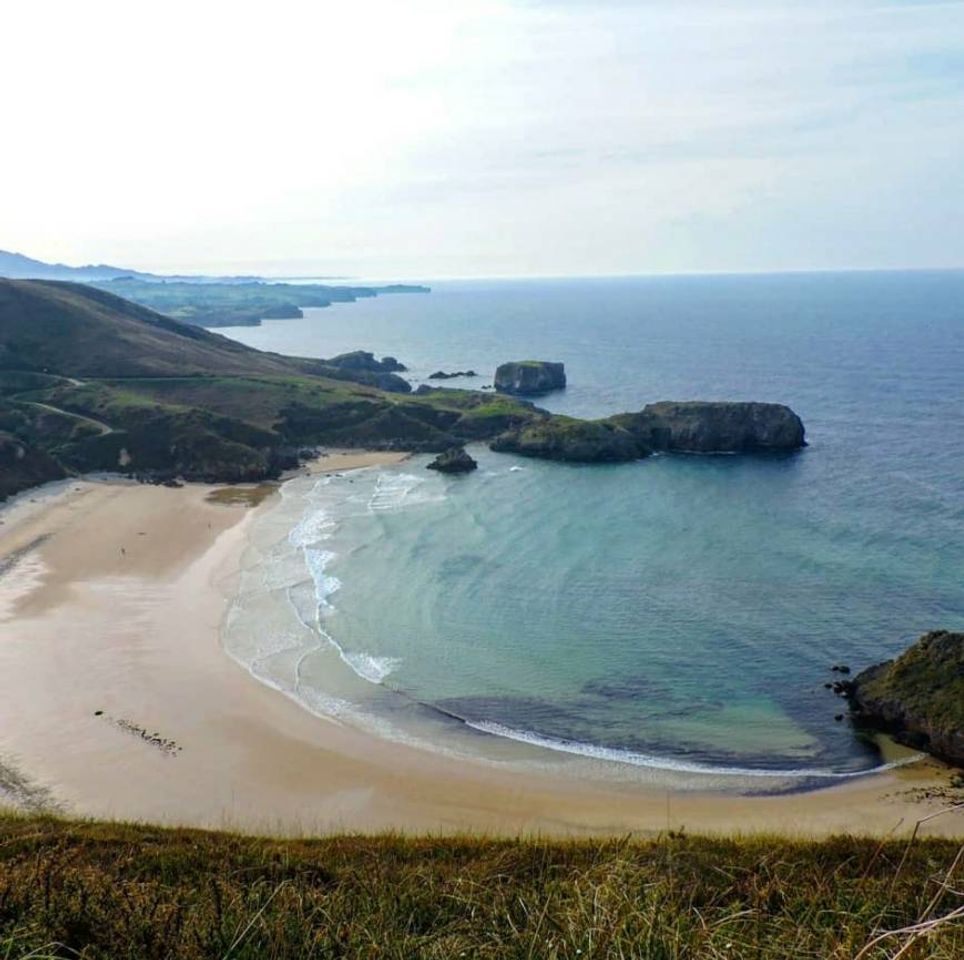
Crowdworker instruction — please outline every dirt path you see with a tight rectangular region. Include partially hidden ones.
[19,400,113,435]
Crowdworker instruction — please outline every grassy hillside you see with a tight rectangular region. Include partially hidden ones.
[0,279,808,499]
[0,280,419,389]
[0,280,550,497]
[0,815,960,959]
[0,280,296,378]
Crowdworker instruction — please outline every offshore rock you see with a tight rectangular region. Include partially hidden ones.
[494,361,566,396]
[426,446,478,474]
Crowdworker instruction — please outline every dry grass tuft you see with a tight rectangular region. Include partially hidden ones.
[0,814,960,959]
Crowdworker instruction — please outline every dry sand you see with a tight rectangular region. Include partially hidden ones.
[0,454,960,838]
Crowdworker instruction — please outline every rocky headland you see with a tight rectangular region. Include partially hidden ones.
[609,401,806,454]
[491,401,806,462]
[494,361,566,396]
[844,630,964,768]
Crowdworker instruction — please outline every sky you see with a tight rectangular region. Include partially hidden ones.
[2,0,963,279]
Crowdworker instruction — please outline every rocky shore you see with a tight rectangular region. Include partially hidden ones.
[845,631,964,768]
[491,401,806,462]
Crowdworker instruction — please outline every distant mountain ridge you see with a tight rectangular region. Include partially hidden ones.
[0,249,143,282]
[0,249,284,283]
[0,249,431,327]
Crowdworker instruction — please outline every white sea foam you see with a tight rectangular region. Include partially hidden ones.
[283,492,404,688]
[465,720,923,780]
[368,472,445,513]
[368,472,421,512]
[343,653,402,684]
[303,548,341,609]
[288,508,336,548]
[247,628,304,662]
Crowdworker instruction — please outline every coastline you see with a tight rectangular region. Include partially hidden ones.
[0,459,960,837]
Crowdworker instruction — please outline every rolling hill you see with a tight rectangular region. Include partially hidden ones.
[0,280,806,500]
[0,280,543,498]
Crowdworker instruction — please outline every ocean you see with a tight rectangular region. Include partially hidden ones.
[219,272,964,792]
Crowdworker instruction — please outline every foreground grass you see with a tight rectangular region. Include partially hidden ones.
[0,816,961,959]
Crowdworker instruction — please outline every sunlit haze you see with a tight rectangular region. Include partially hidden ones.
[3,0,963,278]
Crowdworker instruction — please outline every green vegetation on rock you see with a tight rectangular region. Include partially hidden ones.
[848,630,964,767]
[491,415,643,462]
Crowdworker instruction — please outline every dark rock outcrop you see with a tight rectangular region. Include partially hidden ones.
[428,370,478,380]
[326,351,407,374]
[0,433,66,500]
[368,372,412,394]
[609,401,805,453]
[846,631,964,768]
[301,351,412,393]
[426,446,478,473]
[495,361,566,396]
[490,400,806,464]
[491,418,645,463]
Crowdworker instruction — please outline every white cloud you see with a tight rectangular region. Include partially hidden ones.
[1,0,962,276]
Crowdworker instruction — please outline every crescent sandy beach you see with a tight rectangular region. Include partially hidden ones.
[0,455,958,839]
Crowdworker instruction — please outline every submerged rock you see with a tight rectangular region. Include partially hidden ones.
[846,630,964,768]
[426,446,478,474]
[494,361,566,396]
[609,401,806,453]
[428,370,478,380]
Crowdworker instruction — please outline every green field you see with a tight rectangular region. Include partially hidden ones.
[91,277,429,327]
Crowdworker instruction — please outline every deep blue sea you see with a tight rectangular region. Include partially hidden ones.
[221,272,964,790]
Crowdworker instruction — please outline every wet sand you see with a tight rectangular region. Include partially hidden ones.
[0,457,960,838]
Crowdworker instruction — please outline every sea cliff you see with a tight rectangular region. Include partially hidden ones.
[846,630,964,768]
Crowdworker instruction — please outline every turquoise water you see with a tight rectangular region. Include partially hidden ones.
[222,272,964,785]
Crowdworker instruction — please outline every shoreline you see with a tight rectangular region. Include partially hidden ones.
[0,458,961,837]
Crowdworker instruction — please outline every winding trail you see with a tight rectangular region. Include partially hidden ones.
[17,400,114,436]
